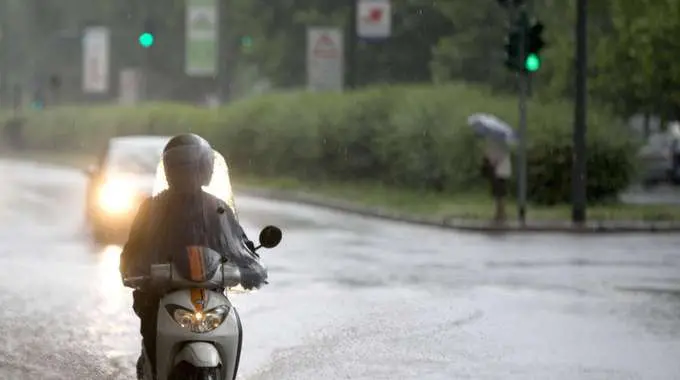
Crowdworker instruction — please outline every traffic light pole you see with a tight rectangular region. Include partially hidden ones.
[142,48,149,101]
[572,0,587,224]
[502,0,542,225]
[0,0,8,107]
[141,2,150,101]
[217,0,235,103]
[516,8,528,225]
[517,70,528,224]
[346,0,357,89]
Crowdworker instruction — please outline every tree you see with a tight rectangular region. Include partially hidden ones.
[593,0,680,120]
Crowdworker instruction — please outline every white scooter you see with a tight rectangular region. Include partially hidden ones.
[124,225,282,380]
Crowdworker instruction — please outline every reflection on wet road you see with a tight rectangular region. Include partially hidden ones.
[0,159,679,379]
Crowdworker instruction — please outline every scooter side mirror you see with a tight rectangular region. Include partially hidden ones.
[258,225,282,249]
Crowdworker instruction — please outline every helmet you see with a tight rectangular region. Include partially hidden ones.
[162,133,214,191]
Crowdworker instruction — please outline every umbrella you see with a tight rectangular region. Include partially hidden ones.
[467,113,517,144]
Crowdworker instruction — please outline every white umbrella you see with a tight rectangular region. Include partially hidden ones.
[467,113,517,145]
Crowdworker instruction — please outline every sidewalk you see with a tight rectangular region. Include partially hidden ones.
[238,187,680,233]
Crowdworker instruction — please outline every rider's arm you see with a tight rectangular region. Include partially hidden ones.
[218,204,267,289]
[119,197,152,277]
[238,253,268,289]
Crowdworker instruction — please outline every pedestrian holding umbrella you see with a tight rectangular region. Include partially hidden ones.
[468,113,516,224]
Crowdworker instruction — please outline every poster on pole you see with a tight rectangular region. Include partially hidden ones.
[119,68,142,105]
[186,0,218,76]
[82,26,110,93]
[357,0,392,39]
[306,27,344,92]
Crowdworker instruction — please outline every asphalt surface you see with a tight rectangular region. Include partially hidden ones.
[1,159,680,379]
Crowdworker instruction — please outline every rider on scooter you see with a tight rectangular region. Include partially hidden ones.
[119,133,268,378]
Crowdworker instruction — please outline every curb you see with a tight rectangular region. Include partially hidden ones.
[236,187,680,234]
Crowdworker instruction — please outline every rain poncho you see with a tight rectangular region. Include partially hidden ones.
[119,145,267,290]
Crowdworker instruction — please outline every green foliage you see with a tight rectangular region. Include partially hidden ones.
[592,0,680,118]
[7,0,679,119]
[526,113,637,205]
[6,84,636,205]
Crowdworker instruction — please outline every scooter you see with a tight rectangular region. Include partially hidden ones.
[124,225,282,380]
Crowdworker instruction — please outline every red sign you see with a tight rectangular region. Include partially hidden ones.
[357,0,391,39]
[365,8,383,23]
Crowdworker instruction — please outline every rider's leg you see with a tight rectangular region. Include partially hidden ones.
[136,354,144,379]
[133,291,160,376]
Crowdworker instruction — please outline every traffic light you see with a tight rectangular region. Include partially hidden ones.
[240,35,253,48]
[504,28,521,71]
[524,53,540,72]
[503,15,545,73]
[138,19,155,48]
[524,20,545,72]
[139,32,154,48]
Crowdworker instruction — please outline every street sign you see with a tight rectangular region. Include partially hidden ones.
[357,0,391,39]
[82,26,110,93]
[307,27,344,92]
[185,0,218,76]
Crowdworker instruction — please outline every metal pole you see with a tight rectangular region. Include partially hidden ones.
[142,51,149,101]
[517,8,528,224]
[346,0,357,89]
[141,1,149,101]
[217,0,231,103]
[11,84,20,117]
[0,0,8,107]
[572,0,587,224]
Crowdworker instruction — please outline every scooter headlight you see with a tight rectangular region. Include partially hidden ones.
[165,305,230,333]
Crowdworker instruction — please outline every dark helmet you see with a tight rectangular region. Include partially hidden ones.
[162,133,214,191]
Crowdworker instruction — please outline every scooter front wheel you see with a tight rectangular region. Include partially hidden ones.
[192,368,219,380]
[169,363,220,380]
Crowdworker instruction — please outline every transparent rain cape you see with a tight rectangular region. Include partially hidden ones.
[138,146,253,284]
[152,148,236,213]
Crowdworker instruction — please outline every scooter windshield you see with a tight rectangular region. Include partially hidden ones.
[152,147,236,214]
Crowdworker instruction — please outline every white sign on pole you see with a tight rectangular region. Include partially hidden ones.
[186,0,218,76]
[307,27,344,92]
[357,0,392,39]
[82,26,110,93]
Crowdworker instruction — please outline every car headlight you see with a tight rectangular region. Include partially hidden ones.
[97,180,136,214]
[165,305,230,333]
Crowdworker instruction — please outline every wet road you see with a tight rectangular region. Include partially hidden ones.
[1,159,680,380]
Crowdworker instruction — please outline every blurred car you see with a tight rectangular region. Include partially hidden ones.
[84,135,171,243]
[638,133,672,187]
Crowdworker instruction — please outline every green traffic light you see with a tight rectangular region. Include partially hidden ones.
[525,53,541,72]
[241,35,253,48]
[138,32,154,48]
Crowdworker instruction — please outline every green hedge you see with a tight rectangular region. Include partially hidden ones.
[2,83,638,204]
